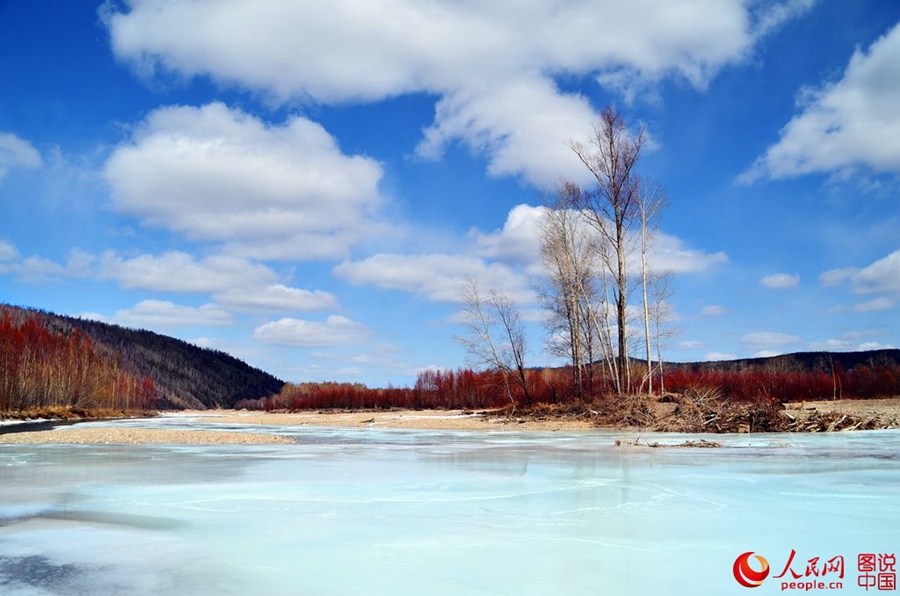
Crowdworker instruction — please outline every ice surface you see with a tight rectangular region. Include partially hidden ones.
[1,417,898,595]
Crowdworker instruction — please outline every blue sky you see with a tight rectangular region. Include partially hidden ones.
[1,0,898,386]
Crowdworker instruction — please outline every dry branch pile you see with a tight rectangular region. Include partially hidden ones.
[517,391,900,433]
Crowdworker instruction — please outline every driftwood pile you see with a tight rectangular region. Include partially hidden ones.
[519,391,899,433]
[780,408,898,432]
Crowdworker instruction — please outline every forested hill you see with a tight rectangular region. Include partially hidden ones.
[669,349,900,373]
[0,304,284,410]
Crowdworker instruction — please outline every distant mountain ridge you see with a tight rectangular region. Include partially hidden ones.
[0,304,284,409]
[667,349,900,373]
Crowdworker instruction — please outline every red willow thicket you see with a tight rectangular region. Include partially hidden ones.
[237,367,613,411]
[664,365,900,402]
[0,314,155,412]
[235,359,900,412]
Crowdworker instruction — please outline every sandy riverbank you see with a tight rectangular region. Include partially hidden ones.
[1,398,898,444]
[185,409,598,431]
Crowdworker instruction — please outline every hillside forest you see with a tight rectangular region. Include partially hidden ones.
[0,304,283,413]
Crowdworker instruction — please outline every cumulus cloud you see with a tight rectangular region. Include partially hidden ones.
[820,250,900,296]
[0,132,41,179]
[417,77,598,184]
[470,203,728,274]
[649,231,729,274]
[852,297,895,312]
[852,249,900,295]
[740,21,900,183]
[0,249,94,283]
[760,273,799,289]
[110,299,232,328]
[469,204,547,264]
[10,256,66,283]
[335,201,729,307]
[103,102,386,259]
[99,251,278,293]
[334,253,533,304]
[253,315,371,348]
[215,284,338,314]
[103,0,810,185]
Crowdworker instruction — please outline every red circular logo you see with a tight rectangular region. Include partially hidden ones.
[734,551,770,588]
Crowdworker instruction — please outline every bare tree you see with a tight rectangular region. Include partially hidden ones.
[570,107,645,393]
[539,182,597,395]
[457,279,530,412]
[648,270,676,394]
[637,180,667,394]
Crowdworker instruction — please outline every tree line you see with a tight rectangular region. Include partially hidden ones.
[234,352,900,412]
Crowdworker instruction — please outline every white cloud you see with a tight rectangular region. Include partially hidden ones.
[740,331,803,350]
[700,305,726,316]
[0,132,41,179]
[852,249,900,295]
[857,341,897,350]
[104,0,810,185]
[335,202,728,307]
[679,340,706,349]
[820,267,857,287]
[809,333,896,352]
[253,315,371,348]
[705,352,737,361]
[760,272,799,289]
[649,231,729,274]
[111,299,233,328]
[852,297,895,313]
[471,203,728,274]
[12,256,66,283]
[417,77,599,184]
[103,102,386,259]
[99,251,278,293]
[741,21,900,182]
[469,204,547,264]
[0,240,19,262]
[334,253,533,304]
[215,284,338,314]
[0,248,96,282]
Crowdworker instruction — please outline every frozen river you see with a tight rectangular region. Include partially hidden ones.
[1,416,898,595]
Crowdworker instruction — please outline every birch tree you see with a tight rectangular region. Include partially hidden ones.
[637,180,667,394]
[540,183,591,393]
[457,279,530,411]
[570,107,644,393]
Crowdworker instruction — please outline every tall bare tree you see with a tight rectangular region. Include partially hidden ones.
[539,182,596,394]
[570,107,645,393]
[457,279,530,411]
[637,180,667,394]
[648,269,676,394]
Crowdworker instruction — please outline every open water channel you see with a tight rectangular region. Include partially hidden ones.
[1,415,898,595]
